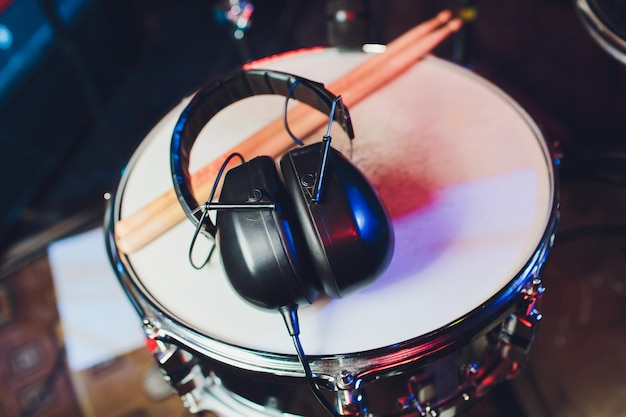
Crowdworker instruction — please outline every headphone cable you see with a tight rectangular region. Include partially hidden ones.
[187,152,245,269]
[279,305,342,417]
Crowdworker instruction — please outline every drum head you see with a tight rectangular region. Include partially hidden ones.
[115,49,556,357]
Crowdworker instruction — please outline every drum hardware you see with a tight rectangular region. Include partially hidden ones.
[137,288,547,417]
[144,327,207,413]
[499,278,545,353]
[396,376,441,416]
[140,310,374,415]
[392,308,546,417]
[576,0,626,64]
[334,370,367,415]
[189,370,302,417]
[398,379,470,416]
[133,270,548,416]
[109,222,555,417]
[398,278,547,416]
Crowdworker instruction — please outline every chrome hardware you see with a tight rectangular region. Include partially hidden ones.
[142,317,162,336]
[336,370,355,390]
[334,370,367,416]
[144,335,206,414]
[179,364,208,413]
[501,278,545,353]
[397,397,439,417]
[397,377,440,417]
[576,0,626,64]
[462,362,479,379]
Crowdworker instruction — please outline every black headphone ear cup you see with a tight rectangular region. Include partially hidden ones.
[280,144,394,299]
[217,156,320,309]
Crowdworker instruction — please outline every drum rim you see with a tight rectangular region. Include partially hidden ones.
[105,51,560,381]
[576,0,626,64]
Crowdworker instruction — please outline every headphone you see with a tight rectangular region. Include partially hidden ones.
[171,69,394,311]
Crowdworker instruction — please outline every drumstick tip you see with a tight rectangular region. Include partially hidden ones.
[447,17,463,32]
[436,9,453,23]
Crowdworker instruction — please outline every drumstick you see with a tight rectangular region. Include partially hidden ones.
[115,11,462,254]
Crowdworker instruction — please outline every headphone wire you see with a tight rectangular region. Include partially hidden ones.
[283,79,305,146]
[188,152,245,269]
[279,305,342,417]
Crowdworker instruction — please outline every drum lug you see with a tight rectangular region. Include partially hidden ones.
[144,329,207,414]
[333,370,368,416]
[448,279,546,407]
[397,397,439,417]
[397,393,438,415]
[500,278,545,353]
[179,365,209,413]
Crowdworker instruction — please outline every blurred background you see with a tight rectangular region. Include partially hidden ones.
[0,0,625,416]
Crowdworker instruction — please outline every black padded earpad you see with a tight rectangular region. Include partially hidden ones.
[217,156,319,309]
[280,143,394,298]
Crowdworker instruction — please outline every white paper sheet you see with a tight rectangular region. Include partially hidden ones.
[48,228,144,371]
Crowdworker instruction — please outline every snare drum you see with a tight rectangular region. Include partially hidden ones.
[106,49,558,416]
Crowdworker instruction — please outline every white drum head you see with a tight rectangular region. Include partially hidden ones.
[117,49,555,356]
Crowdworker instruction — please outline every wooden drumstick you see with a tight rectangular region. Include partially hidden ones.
[114,11,462,254]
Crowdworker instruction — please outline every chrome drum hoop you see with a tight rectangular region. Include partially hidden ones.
[576,0,626,64]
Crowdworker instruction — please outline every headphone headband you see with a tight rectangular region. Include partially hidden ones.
[170,69,355,231]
